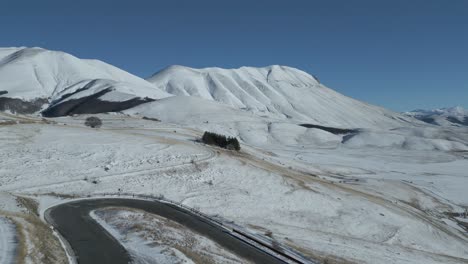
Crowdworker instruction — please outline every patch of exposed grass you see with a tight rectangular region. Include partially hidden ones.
[173,244,217,264]
[16,196,39,216]
[22,214,67,264]
[0,120,17,125]
[36,192,79,199]
[3,196,68,264]
[285,241,357,264]
[96,207,247,263]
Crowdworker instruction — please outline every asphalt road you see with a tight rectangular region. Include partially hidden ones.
[45,198,286,264]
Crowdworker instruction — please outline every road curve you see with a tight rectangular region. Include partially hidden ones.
[45,198,286,264]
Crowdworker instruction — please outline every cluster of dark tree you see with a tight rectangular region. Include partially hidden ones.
[201,131,240,151]
[84,116,102,128]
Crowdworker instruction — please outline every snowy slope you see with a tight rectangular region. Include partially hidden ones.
[126,96,468,152]
[125,96,343,148]
[0,47,170,115]
[406,106,468,127]
[147,65,418,128]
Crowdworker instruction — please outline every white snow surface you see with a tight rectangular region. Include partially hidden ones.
[147,65,418,128]
[91,208,247,264]
[125,96,343,148]
[0,47,170,102]
[0,217,17,264]
[125,96,468,152]
[1,114,467,263]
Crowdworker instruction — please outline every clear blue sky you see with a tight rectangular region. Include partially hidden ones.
[0,0,467,111]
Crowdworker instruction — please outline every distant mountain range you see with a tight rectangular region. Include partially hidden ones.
[405,107,468,127]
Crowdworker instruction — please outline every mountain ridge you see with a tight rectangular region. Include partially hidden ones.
[147,64,416,128]
[405,106,468,127]
[0,47,418,128]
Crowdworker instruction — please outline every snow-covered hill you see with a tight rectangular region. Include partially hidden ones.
[0,47,169,115]
[125,96,468,152]
[0,47,421,129]
[147,65,417,128]
[406,106,468,127]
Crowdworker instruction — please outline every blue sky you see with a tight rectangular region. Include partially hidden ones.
[0,0,467,111]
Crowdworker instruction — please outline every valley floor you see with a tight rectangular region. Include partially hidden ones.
[0,113,467,263]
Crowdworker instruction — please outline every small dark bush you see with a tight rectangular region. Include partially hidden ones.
[85,116,102,128]
[299,123,357,135]
[201,131,240,151]
[142,116,161,122]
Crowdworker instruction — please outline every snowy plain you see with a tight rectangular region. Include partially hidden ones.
[1,112,467,264]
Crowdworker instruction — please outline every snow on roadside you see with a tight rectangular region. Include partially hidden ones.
[0,217,17,264]
[91,208,248,264]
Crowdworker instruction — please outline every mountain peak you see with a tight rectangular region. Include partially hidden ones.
[146,64,409,128]
[148,64,319,85]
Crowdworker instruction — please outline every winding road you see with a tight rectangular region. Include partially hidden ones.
[45,198,287,264]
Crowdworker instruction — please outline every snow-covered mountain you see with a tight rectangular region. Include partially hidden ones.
[147,65,416,128]
[405,106,468,127]
[0,47,419,129]
[0,47,169,116]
